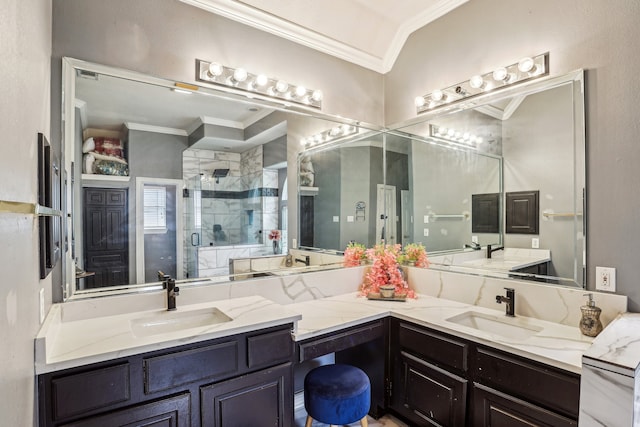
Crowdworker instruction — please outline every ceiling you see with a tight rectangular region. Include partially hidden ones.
[179,0,469,73]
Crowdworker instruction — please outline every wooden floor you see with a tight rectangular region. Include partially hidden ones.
[293,393,408,427]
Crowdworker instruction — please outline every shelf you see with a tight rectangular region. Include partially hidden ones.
[82,174,130,187]
[299,186,319,196]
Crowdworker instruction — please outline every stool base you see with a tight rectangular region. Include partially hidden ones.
[305,414,368,427]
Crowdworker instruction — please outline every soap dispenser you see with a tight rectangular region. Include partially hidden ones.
[579,293,603,337]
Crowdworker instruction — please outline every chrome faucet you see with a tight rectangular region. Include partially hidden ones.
[496,287,515,317]
[158,271,179,311]
[464,242,481,250]
[486,244,504,259]
[295,255,310,266]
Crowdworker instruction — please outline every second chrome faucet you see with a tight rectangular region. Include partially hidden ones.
[496,287,515,317]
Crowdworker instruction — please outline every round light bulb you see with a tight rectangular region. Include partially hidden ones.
[447,129,455,137]
[295,86,307,97]
[255,74,268,87]
[233,68,248,82]
[275,80,289,93]
[438,127,447,135]
[469,75,484,89]
[463,132,470,140]
[300,138,307,146]
[415,96,426,108]
[476,137,484,144]
[207,62,224,77]
[518,57,535,73]
[431,89,444,101]
[492,67,508,81]
[469,135,477,143]
[311,90,323,102]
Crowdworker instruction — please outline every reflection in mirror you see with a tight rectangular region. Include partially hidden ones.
[298,132,385,251]
[298,70,585,288]
[62,58,375,299]
[392,70,585,287]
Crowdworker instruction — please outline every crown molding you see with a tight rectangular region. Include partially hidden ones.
[180,0,384,72]
[180,0,467,74]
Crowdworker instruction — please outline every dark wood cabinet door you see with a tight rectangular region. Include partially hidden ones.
[200,363,293,427]
[472,384,577,427]
[61,393,190,427]
[83,187,129,288]
[299,196,314,247]
[391,352,467,427]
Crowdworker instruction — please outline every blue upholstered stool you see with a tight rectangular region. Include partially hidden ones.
[304,364,370,427]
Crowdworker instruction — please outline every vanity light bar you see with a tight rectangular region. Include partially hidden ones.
[301,124,358,149]
[196,59,323,109]
[429,124,484,146]
[415,53,549,114]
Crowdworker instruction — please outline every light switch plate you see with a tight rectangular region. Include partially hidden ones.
[471,236,478,244]
[423,215,429,224]
[292,238,297,249]
[347,216,354,222]
[595,266,616,292]
[532,238,539,248]
[423,228,429,237]
[333,216,339,222]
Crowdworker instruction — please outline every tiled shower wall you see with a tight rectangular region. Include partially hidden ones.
[182,147,280,278]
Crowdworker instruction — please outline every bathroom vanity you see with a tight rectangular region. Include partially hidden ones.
[36,269,627,427]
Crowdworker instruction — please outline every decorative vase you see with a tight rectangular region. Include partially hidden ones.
[379,285,395,298]
[272,240,280,254]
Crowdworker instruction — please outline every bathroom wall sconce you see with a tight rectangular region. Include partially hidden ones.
[429,125,485,149]
[415,53,549,114]
[301,124,358,149]
[429,124,484,148]
[196,59,323,109]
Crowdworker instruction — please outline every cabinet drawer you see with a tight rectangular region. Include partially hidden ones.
[474,347,580,418]
[144,340,238,394]
[397,321,469,374]
[247,328,293,369]
[298,320,384,362]
[472,383,577,426]
[61,393,191,427]
[51,363,130,420]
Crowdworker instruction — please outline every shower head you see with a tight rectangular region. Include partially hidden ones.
[212,169,229,184]
[212,169,229,178]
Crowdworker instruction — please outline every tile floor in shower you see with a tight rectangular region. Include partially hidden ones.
[293,393,409,427]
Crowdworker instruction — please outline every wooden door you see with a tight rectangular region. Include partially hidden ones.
[83,187,129,288]
[299,196,314,247]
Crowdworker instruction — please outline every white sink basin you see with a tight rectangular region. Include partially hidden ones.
[446,311,543,340]
[130,307,232,337]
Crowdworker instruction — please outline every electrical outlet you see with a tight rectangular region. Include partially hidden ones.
[39,288,45,324]
[595,266,616,292]
[471,236,478,244]
[292,238,297,249]
[423,215,429,224]
[347,216,354,222]
[333,216,339,222]
[423,228,429,237]
[532,238,539,248]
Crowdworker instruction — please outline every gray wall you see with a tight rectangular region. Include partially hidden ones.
[385,0,640,310]
[503,84,577,281]
[410,142,500,251]
[311,150,341,250]
[0,0,52,424]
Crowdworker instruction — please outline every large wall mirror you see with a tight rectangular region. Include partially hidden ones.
[60,57,379,300]
[301,70,586,288]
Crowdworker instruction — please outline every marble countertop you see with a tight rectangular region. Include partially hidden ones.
[582,313,640,375]
[290,292,592,374]
[461,248,551,271]
[36,289,594,376]
[35,295,302,374]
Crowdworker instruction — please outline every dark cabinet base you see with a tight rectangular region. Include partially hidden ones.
[60,393,190,427]
[472,383,577,427]
[201,363,292,427]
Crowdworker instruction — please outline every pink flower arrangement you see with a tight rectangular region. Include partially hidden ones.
[268,229,281,241]
[360,243,415,299]
[400,243,430,268]
[344,242,367,267]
